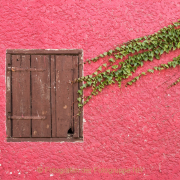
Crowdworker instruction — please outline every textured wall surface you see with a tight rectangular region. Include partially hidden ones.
[1,0,180,179]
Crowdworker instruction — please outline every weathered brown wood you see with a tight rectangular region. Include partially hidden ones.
[56,55,73,137]
[31,55,51,137]
[6,54,11,137]
[7,49,83,141]
[51,55,57,137]
[7,49,82,55]
[8,116,46,120]
[12,55,31,137]
[8,67,46,71]
[79,53,83,138]
[7,137,83,142]
[73,56,79,138]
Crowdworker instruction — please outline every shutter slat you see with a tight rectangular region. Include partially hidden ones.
[56,55,73,137]
[51,55,57,137]
[79,54,83,138]
[12,55,31,137]
[6,54,11,137]
[31,55,51,137]
[73,56,79,138]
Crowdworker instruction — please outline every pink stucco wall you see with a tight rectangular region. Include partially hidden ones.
[1,0,180,179]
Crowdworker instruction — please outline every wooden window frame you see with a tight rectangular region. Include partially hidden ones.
[6,49,83,142]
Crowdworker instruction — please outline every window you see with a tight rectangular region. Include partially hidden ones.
[6,49,83,142]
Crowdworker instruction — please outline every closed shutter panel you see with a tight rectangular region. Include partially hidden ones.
[54,55,80,138]
[6,50,83,141]
[10,55,51,137]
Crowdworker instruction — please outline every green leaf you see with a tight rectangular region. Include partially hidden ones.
[173,46,177,51]
[97,75,103,82]
[159,49,164,55]
[135,76,140,80]
[120,50,126,55]
[98,66,102,71]
[172,63,177,68]
[127,81,132,85]
[116,47,121,51]
[115,54,119,59]
[148,56,153,61]
[83,76,88,80]
[147,69,154,73]
[77,97,81,102]
[112,65,118,69]
[164,64,169,68]
[121,45,126,49]
[143,56,148,61]
[87,81,92,86]
[132,79,136,82]
[119,55,123,59]
[103,52,108,56]
[108,50,113,54]
[109,58,115,63]
[103,63,107,67]
[98,88,102,92]
[78,90,83,95]
[157,67,163,70]
[131,49,135,53]
[154,67,158,70]
[80,84,87,89]
[106,69,111,73]
[178,42,180,49]
[78,103,83,108]
[100,54,104,58]
[155,50,159,54]
[155,54,160,60]
[94,71,98,75]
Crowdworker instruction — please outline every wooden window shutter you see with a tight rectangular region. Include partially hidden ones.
[6,49,83,142]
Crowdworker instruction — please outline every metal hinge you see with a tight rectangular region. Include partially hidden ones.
[8,116,46,120]
[7,67,46,72]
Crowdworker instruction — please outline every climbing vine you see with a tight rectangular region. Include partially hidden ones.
[73,20,180,115]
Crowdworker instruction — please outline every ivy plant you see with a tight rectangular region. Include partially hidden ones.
[73,20,180,115]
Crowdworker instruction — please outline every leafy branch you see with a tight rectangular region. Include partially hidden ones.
[74,20,180,115]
